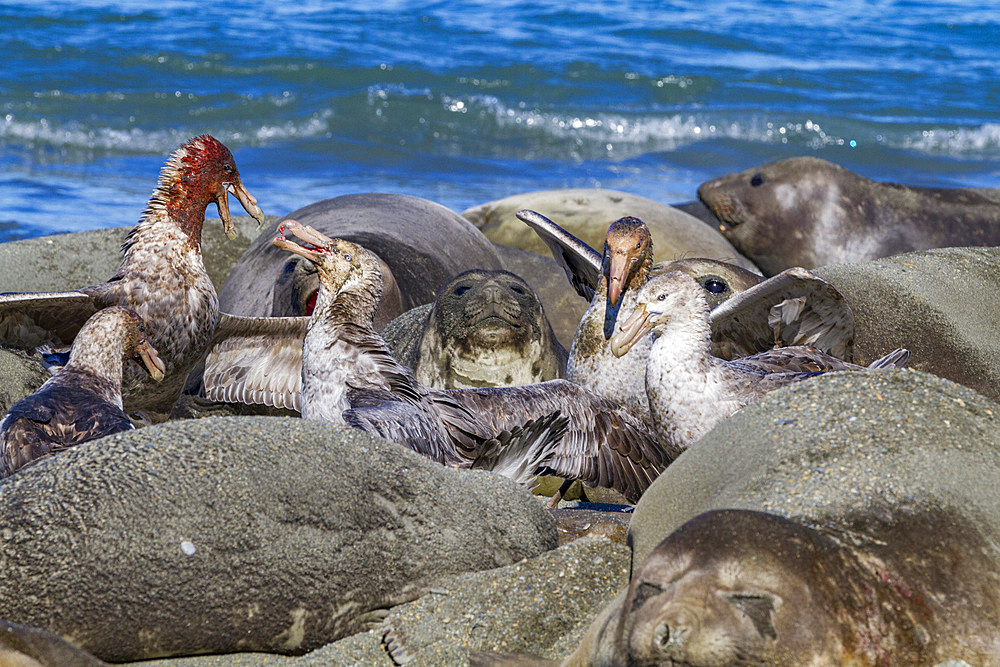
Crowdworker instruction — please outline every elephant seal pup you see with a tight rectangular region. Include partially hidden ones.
[697,156,1000,274]
[218,193,504,329]
[557,507,1000,666]
[381,268,567,389]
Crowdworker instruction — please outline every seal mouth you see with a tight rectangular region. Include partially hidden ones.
[463,314,524,344]
[610,303,653,357]
[468,325,522,347]
[697,187,746,230]
[470,313,520,328]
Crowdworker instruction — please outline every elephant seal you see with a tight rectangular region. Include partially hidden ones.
[381,268,567,389]
[814,246,1000,403]
[561,506,1000,666]
[462,188,759,272]
[218,193,504,329]
[610,370,1000,664]
[461,371,1000,665]
[0,417,556,661]
[697,156,1000,274]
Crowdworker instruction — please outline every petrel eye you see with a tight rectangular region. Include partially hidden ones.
[703,278,727,294]
[342,253,352,262]
[454,285,471,296]
[657,293,666,301]
[750,173,765,187]
[223,164,234,175]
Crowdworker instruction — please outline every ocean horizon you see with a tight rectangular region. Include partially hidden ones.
[2,0,998,241]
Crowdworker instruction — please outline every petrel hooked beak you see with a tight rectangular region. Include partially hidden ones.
[606,250,631,310]
[217,179,266,240]
[272,219,334,263]
[609,303,653,358]
[136,338,166,382]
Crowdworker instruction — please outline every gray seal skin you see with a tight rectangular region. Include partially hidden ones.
[217,193,504,330]
[697,156,1000,274]
[0,416,557,662]
[564,507,1000,666]
[381,268,568,389]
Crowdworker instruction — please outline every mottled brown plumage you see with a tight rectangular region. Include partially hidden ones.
[0,135,264,421]
[563,215,658,424]
[0,306,164,478]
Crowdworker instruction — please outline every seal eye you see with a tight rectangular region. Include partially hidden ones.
[454,285,471,296]
[630,581,665,613]
[750,173,765,187]
[703,278,728,294]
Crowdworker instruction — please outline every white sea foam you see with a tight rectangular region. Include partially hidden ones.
[0,108,335,155]
[902,123,1000,154]
[477,96,852,156]
[463,95,1000,159]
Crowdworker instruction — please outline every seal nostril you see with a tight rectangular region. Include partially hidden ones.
[655,622,671,649]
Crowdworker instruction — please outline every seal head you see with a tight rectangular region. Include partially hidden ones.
[414,269,567,389]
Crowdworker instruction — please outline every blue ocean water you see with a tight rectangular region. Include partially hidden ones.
[1,0,998,241]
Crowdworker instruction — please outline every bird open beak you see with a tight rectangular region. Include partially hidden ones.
[272,219,331,264]
[609,303,652,357]
[217,179,266,240]
[137,339,166,382]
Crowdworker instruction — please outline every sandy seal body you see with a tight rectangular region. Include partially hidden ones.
[382,269,566,389]
[463,188,759,272]
[697,156,1000,274]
